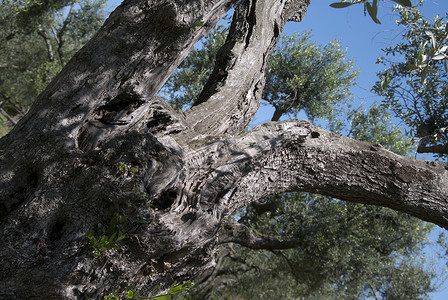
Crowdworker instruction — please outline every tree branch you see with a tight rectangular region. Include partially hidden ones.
[37,29,55,62]
[191,120,448,229]
[183,0,310,136]
[55,0,77,64]
[7,0,237,150]
[417,143,448,155]
[270,249,301,283]
[0,107,17,125]
[218,219,302,250]
[368,281,381,300]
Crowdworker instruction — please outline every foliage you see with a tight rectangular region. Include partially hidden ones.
[330,0,412,24]
[0,0,107,136]
[104,292,120,300]
[2,0,73,31]
[153,281,194,300]
[264,32,358,121]
[205,194,436,299]
[118,162,140,174]
[161,27,359,123]
[346,103,414,155]
[372,1,448,157]
[87,216,127,257]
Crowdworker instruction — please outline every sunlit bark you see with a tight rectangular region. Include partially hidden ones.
[1,0,447,298]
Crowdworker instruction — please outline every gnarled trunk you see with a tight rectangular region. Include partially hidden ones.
[1,0,447,299]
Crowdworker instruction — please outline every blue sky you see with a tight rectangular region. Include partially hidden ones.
[104,0,448,298]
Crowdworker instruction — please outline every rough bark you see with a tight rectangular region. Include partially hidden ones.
[1,0,447,299]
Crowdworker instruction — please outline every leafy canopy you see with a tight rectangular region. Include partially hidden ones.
[214,194,436,299]
[373,1,448,157]
[0,0,107,136]
[264,32,358,122]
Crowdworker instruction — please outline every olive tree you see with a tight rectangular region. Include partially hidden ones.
[1,0,447,299]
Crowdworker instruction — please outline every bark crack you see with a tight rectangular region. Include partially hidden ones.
[244,0,257,49]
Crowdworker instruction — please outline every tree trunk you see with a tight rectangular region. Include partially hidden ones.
[271,106,286,121]
[1,0,447,299]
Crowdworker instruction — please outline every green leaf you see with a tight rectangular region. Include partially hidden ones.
[110,216,127,226]
[425,30,436,47]
[127,289,134,298]
[330,2,355,8]
[152,295,170,300]
[366,0,380,24]
[115,231,126,242]
[107,231,117,244]
[391,0,412,7]
[420,67,430,83]
[405,63,418,72]
[191,19,204,30]
[168,282,193,295]
[169,285,183,294]
[433,53,446,60]
[417,47,424,63]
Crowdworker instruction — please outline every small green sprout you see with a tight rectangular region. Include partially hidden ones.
[87,217,127,257]
[191,19,204,31]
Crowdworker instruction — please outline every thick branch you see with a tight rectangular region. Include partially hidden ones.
[183,0,309,136]
[5,0,237,151]
[192,120,448,229]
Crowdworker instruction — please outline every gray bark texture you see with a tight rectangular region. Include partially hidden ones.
[0,0,447,298]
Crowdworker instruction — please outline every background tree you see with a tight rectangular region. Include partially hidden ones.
[199,196,436,299]
[263,33,358,122]
[0,0,107,135]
